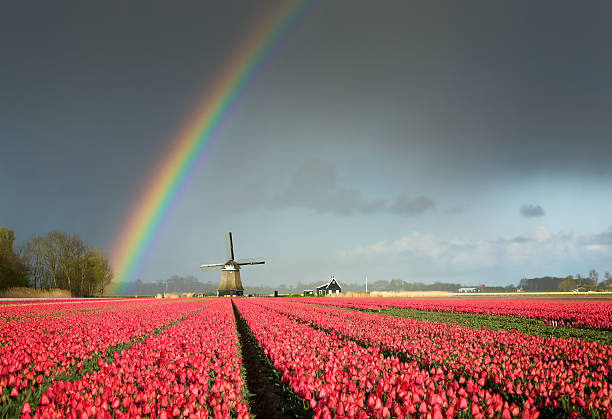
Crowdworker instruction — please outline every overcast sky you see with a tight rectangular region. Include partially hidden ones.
[2,1,612,288]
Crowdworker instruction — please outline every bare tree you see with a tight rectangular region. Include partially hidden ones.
[23,231,112,296]
[23,237,45,289]
[588,269,599,286]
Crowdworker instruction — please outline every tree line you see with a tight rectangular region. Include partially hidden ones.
[557,269,612,292]
[0,226,113,297]
[118,271,612,297]
[518,270,612,292]
[123,275,217,296]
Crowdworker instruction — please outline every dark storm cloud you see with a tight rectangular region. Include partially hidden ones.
[270,159,435,216]
[588,227,612,245]
[272,0,612,178]
[270,159,385,215]
[444,206,465,215]
[391,195,436,215]
[4,0,612,193]
[520,204,545,218]
[0,1,276,244]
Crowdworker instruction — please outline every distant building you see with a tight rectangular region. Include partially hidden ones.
[458,287,480,293]
[571,287,588,293]
[303,290,314,296]
[200,232,265,297]
[316,275,342,296]
[518,276,564,291]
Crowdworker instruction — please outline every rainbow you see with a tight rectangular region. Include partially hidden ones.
[107,1,314,295]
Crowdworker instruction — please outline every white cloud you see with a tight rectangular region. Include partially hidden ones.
[586,244,610,253]
[503,228,578,262]
[339,232,496,270]
[267,159,435,216]
[337,226,609,273]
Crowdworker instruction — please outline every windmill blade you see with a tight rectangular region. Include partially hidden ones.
[225,232,234,260]
[236,257,265,266]
[200,263,224,272]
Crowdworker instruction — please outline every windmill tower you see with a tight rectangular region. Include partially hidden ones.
[200,232,265,296]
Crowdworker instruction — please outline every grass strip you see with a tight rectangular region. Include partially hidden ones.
[376,308,612,346]
[299,301,612,346]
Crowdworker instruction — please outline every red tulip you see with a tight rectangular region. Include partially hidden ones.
[21,402,31,415]
[418,401,428,414]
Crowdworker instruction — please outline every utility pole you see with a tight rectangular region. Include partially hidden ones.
[365,275,368,293]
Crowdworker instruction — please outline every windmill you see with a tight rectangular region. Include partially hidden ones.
[200,232,265,296]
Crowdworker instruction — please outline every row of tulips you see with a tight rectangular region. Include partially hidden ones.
[260,299,612,417]
[1,299,210,412]
[289,297,612,329]
[234,299,541,419]
[0,298,140,323]
[22,299,249,418]
[0,299,117,306]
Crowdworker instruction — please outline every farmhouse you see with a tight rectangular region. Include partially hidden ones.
[458,287,481,293]
[316,275,342,295]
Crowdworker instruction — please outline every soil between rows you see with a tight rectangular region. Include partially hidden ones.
[232,301,296,419]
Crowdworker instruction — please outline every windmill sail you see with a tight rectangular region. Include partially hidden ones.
[236,257,265,266]
[200,263,224,272]
[225,232,235,260]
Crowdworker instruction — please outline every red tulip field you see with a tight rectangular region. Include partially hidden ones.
[288,297,612,329]
[1,297,610,418]
[1,299,248,418]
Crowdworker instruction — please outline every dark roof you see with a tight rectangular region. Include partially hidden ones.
[316,277,341,290]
